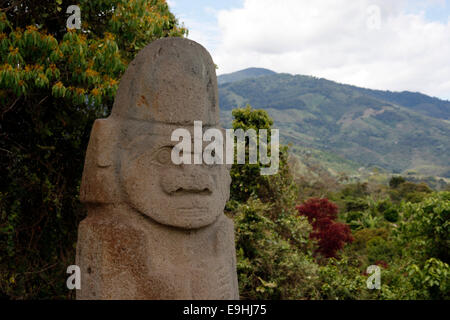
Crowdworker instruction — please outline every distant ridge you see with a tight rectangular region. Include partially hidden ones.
[218,68,450,177]
[217,67,277,85]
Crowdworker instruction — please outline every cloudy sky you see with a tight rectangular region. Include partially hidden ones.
[169,0,450,100]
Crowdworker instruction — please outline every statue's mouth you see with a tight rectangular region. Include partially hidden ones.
[170,188,212,196]
[178,208,209,217]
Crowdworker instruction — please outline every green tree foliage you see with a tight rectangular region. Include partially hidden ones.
[389,176,406,188]
[366,237,394,265]
[233,198,319,299]
[389,180,433,203]
[229,105,297,219]
[407,258,450,299]
[317,257,368,300]
[228,106,321,299]
[229,104,274,202]
[395,192,450,264]
[0,0,186,299]
[383,208,399,223]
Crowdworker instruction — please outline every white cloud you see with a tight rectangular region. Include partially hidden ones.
[183,16,221,53]
[209,0,450,100]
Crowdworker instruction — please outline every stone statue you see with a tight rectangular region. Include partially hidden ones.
[76,38,239,300]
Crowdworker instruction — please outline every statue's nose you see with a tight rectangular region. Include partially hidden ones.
[160,169,214,195]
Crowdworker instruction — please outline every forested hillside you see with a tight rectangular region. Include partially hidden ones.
[218,69,450,178]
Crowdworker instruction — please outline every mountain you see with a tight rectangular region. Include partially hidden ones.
[218,69,450,178]
[217,67,277,85]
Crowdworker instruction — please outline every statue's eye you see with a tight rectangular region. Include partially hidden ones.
[155,146,173,165]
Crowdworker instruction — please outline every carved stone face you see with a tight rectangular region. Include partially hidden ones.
[119,123,231,229]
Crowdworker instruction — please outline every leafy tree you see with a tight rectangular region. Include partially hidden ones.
[407,258,450,299]
[317,256,368,300]
[352,228,389,251]
[345,211,363,224]
[233,198,319,299]
[389,176,406,188]
[229,104,275,203]
[296,198,339,223]
[228,106,321,299]
[344,198,369,212]
[0,0,186,299]
[366,237,394,264]
[297,198,353,258]
[389,181,433,203]
[229,105,298,219]
[383,208,399,222]
[340,182,370,198]
[395,192,450,263]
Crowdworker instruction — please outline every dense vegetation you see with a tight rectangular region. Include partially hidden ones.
[218,68,450,179]
[229,106,449,300]
[0,0,186,299]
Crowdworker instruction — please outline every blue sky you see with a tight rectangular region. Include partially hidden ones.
[406,0,449,23]
[169,0,242,24]
[168,0,241,50]
[168,0,450,99]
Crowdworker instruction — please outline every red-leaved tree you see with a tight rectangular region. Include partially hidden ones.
[296,198,353,258]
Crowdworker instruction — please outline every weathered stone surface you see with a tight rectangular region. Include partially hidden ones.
[111,37,219,125]
[76,38,238,300]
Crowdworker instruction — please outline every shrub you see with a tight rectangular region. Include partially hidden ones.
[383,208,399,222]
[340,182,370,198]
[318,257,369,300]
[376,199,393,213]
[229,105,274,203]
[407,258,450,299]
[390,181,433,203]
[227,107,322,299]
[395,192,450,263]
[352,228,389,251]
[297,198,353,258]
[346,211,363,223]
[345,198,369,212]
[389,176,406,188]
[313,221,354,258]
[366,237,394,264]
[233,198,320,299]
[296,198,338,233]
